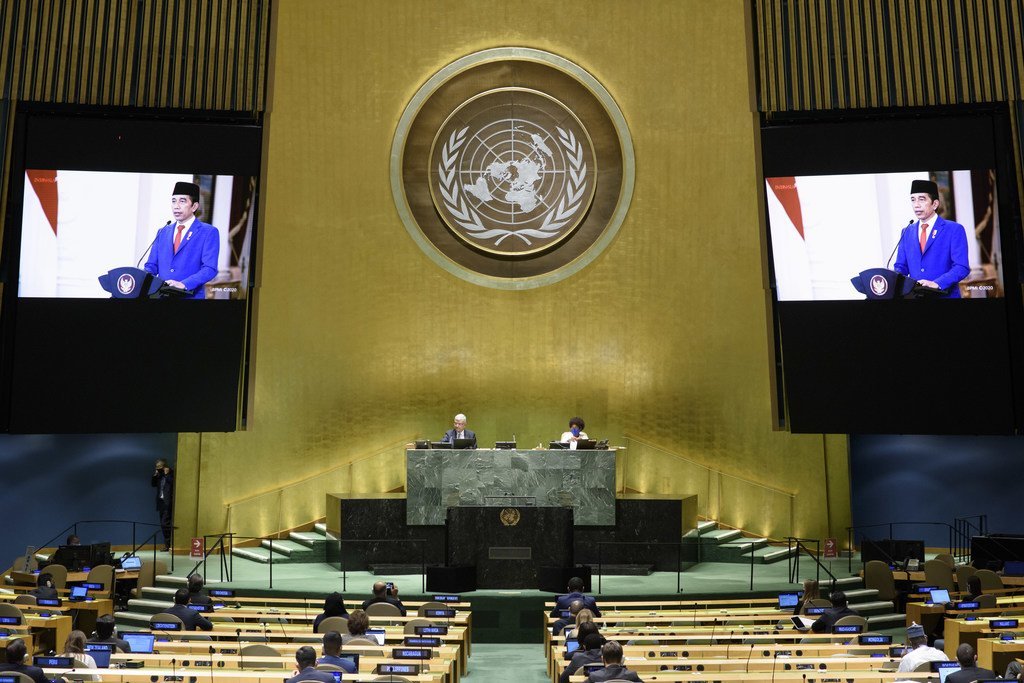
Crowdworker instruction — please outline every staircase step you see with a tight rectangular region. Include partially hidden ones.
[698,530,743,544]
[260,539,312,557]
[867,613,907,628]
[684,521,720,538]
[232,547,289,564]
[754,546,796,564]
[842,588,879,602]
[289,531,332,550]
[833,576,865,589]
[849,600,895,616]
[703,539,769,562]
[313,523,337,540]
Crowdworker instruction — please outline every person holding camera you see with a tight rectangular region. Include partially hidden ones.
[360,580,406,616]
[151,459,174,551]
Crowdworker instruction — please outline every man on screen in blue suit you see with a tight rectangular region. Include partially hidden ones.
[144,181,220,299]
[893,179,969,298]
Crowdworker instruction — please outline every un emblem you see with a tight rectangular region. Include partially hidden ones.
[392,48,634,289]
[430,89,596,256]
[499,508,521,527]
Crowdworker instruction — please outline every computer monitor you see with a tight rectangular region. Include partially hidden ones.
[452,438,474,449]
[121,632,155,653]
[430,441,452,449]
[50,545,92,571]
[549,441,569,449]
[574,439,597,450]
[1004,560,1024,576]
[494,441,516,449]
[336,653,359,671]
[89,542,112,568]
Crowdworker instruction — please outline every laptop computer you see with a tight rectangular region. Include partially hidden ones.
[121,632,156,654]
[929,589,951,604]
[414,440,431,449]
[777,592,800,609]
[933,661,960,683]
[120,555,142,571]
[68,585,89,602]
[336,653,359,671]
[430,441,452,449]
[84,643,113,668]
[365,628,386,645]
[565,638,581,656]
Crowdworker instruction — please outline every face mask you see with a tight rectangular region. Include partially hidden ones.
[571,427,580,437]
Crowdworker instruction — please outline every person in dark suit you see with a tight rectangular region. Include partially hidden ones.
[551,576,602,617]
[946,644,995,683]
[584,640,644,683]
[187,574,212,607]
[316,630,357,673]
[360,581,406,616]
[441,413,477,448]
[312,592,349,632]
[0,638,48,683]
[810,591,859,633]
[29,572,58,600]
[560,628,606,683]
[286,645,336,683]
[88,614,132,652]
[151,459,174,551]
[165,588,213,631]
[143,181,221,299]
[892,179,969,298]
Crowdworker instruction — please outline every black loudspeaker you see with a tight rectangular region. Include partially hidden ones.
[426,566,476,593]
[538,565,592,593]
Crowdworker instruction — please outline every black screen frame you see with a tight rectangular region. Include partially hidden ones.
[0,104,263,433]
[761,104,1024,435]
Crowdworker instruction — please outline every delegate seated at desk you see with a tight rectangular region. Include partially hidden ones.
[441,413,477,448]
[559,416,588,450]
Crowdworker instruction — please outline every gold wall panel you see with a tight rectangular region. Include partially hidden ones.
[174,0,852,544]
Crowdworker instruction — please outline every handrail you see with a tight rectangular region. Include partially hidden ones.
[785,537,837,590]
[845,520,960,573]
[26,518,176,575]
[223,436,417,510]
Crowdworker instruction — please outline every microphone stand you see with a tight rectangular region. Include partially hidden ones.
[137,221,171,268]
[886,219,915,270]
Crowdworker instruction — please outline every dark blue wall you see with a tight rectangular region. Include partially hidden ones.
[850,434,1024,549]
[0,433,177,564]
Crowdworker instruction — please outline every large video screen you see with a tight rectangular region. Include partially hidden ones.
[0,108,262,433]
[767,169,1002,301]
[20,170,256,300]
[761,107,1024,435]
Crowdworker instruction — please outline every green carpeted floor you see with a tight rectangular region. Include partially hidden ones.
[469,643,548,682]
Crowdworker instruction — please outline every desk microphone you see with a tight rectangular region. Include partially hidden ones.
[709,618,718,646]
[886,220,915,270]
[170,656,177,680]
[512,433,517,447]
[744,643,755,670]
[136,221,171,268]
[236,627,244,669]
[208,645,216,683]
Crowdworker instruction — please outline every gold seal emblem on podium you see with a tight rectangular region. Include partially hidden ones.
[499,508,521,527]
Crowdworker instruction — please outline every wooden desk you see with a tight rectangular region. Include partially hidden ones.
[24,614,71,654]
[41,668,440,682]
[977,637,1024,675]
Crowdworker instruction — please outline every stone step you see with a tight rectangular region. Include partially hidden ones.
[867,613,907,628]
[703,539,769,562]
[684,521,721,538]
[848,600,896,616]
[833,576,865,589]
[259,539,314,558]
[754,546,796,564]
[289,531,331,549]
[126,598,172,615]
[231,546,291,564]
[313,523,337,540]
[697,529,743,545]
[842,588,879,602]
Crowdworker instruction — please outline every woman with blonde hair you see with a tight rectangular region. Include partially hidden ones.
[794,579,820,614]
[61,630,98,680]
[566,608,594,639]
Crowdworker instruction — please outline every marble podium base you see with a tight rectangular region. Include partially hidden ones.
[405,448,616,526]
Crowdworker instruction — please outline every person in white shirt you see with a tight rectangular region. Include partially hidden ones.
[560,417,589,450]
[61,630,99,681]
[897,622,948,672]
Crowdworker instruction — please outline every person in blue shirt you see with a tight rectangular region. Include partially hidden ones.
[316,631,357,674]
[893,179,969,298]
